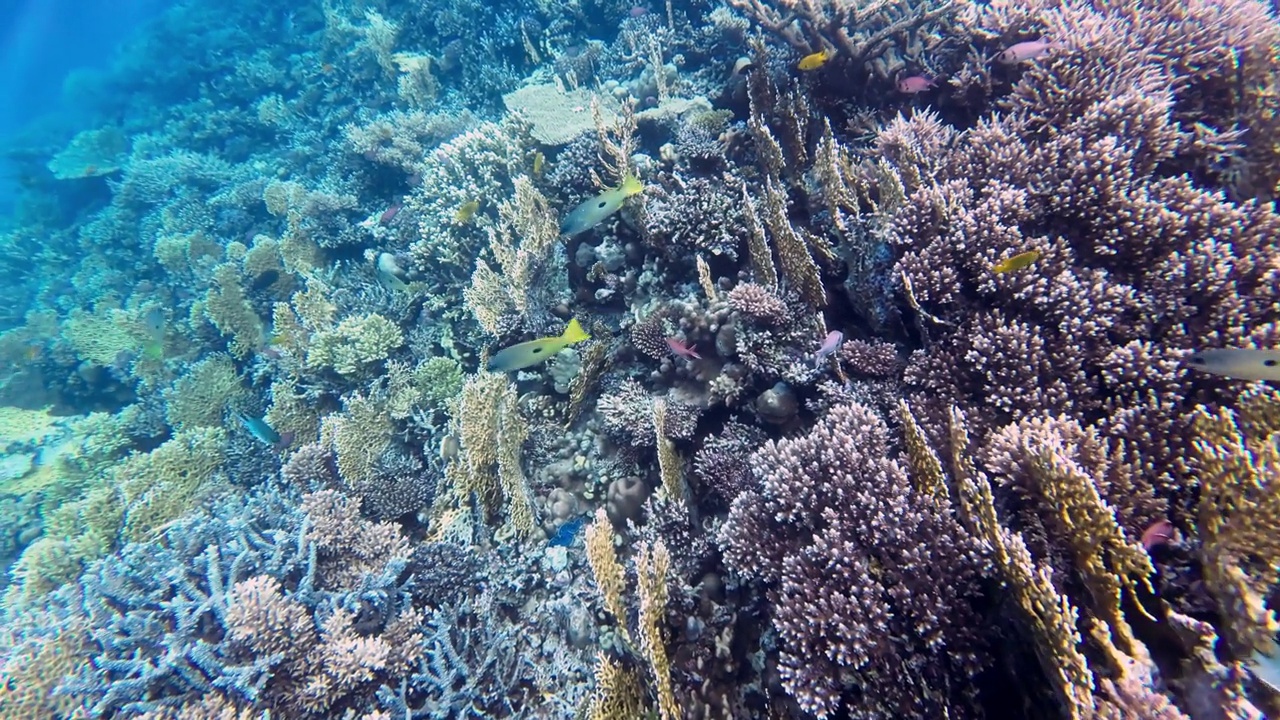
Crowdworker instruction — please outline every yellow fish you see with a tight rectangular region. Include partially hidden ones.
[454,200,480,224]
[487,319,591,372]
[560,175,644,236]
[992,249,1041,274]
[797,49,833,71]
[1186,348,1280,382]
[532,151,545,177]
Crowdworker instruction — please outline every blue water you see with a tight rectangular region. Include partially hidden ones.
[0,0,169,215]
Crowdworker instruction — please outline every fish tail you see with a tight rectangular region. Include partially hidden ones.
[562,318,590,343]
[620,174,644,197]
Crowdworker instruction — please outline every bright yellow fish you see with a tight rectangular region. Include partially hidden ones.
[992,250,1041,274]
[560,175,644,236]
[797,49,833,71]
[487,319,591,372]
[454,200,480,224]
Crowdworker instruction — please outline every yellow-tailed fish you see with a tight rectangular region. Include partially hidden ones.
[560,175,644,236]
[532,151,545,177]
[1186,348,1280,382]
[487,318,591,372]
[797,49,833,71]
[376,252,410,292]
[454,200,480,224]
[991,249,1041,274]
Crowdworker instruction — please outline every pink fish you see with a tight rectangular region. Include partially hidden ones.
[995,39,1056,64]
[896,75,936,94]
[666,337,701,360]
[814,330,844,367]
[379,202,403,226]
[1140,520,1175,551]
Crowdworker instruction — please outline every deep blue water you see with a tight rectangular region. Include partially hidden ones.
[0,0,169,215]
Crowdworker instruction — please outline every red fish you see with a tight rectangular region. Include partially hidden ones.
[379,202,403,225]
[1141,520,1175,551]
[665,337,701,360]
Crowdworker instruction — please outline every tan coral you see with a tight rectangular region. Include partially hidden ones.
[204,264,265,359]
[635,540,679,720]
[1191,386,1280,657]
[584,508,630,643]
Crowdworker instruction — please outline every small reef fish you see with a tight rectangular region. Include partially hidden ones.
[487,319,591,372]
[560,175,645,236]
[896,75,936,94]
[532,151,545,177]
[236,412,294,452]
[1140,520,1175,552]
[797,48,833,71]
[454,200,480,225]
[379,202,403,226]
[666,337,701,360]
[141,306,166,360]
[992,250,1041,274]
[995,39,1056,64]
[1186,348,1280,382]
[376,252,410,292]
[814,330,844,367]
[440,434,460,464]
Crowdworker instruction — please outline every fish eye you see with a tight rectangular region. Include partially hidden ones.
[597,200,608,208]
[1265,359,1277,367]
[1188,356,1205,365]
[532,347,544,354]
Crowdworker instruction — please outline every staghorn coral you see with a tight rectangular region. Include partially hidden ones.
[719,401,988,719]
[39,486,423,718]
[729,0,961,82]
[639,176,745,261]
[881,0,1280,492]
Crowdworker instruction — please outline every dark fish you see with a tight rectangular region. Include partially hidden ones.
[249,270,280,291]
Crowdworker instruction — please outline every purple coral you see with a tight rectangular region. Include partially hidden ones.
[719,401,988,719]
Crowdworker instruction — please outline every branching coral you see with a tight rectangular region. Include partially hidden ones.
[464,177,564,335]
[307,313,404,377]
[1190,386,1280,658]
[437,371,537,538]
[162,353,249,430]
[719,401,988,718]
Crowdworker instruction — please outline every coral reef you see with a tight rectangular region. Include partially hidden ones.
[2,0,1279,716]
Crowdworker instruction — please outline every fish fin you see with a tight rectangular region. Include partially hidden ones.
[562,318,591,343]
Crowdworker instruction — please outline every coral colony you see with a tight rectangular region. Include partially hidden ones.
[0,0,1279,717]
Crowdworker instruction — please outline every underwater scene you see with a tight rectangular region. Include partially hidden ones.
[1,0,1280,716]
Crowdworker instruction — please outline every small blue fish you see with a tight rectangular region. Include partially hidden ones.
[236,412,293,452]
